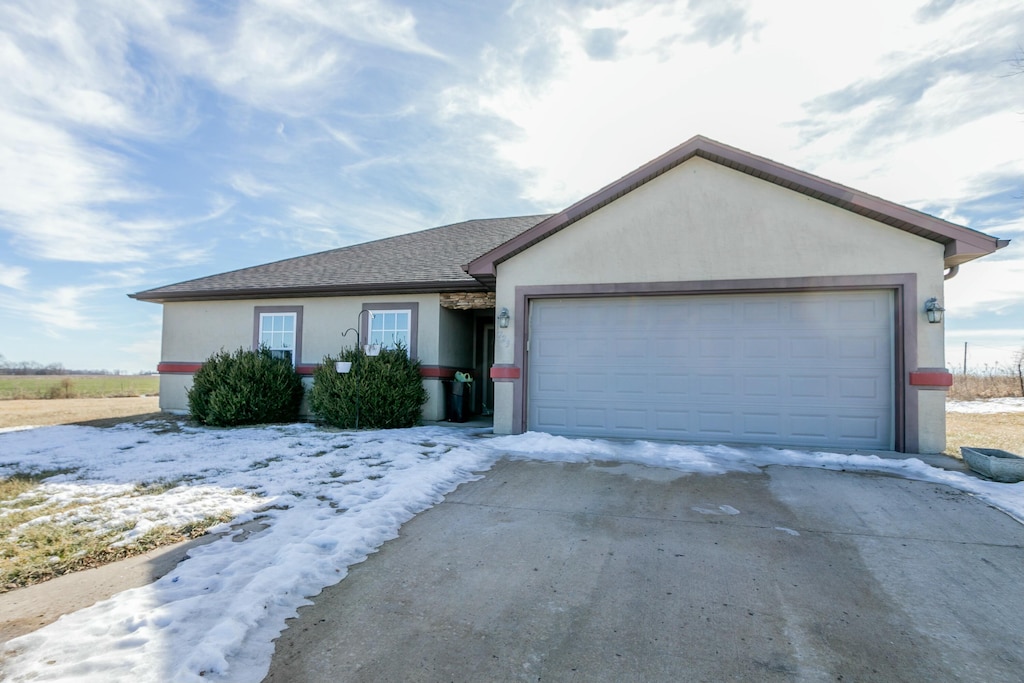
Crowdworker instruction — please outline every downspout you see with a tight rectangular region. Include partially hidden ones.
[944,265,959,281]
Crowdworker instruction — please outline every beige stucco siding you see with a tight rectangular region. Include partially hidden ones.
[158,294,445,417]
[493,157,948,451]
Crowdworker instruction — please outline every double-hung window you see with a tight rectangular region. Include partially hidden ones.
[368,309,411,353]
[258,311,298,365]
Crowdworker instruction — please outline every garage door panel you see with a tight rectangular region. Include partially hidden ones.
[838,375,885,400]
[575,372,606,394]
[575,407,607,429]
[742,337,781,359]
[790,375,829,399]
[741,412,783,437]
[616,338,648,358]
[790,337,829,360]
[612,408,647,430]
[654,374,689,396]
[696,410,734,434]
[699,337,735,358]
[743,375,781,398]
[695,374,734,397]
[743,300,782,323]
[789,413,831,439]
[838,298,885,323]
[527,291,893,449]
[654,409,690,432]
[837,414,885,440]
[698,301,734,323]
[789,299,831,323]
[535,372,569,394]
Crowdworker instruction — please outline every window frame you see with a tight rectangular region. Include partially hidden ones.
[362,302,418,358]
[253,306,304,367]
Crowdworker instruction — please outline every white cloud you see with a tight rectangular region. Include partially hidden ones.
[0,0,445,267]
[0,110,167,262]
[133,0,445,116]
[229,171,278,198]
[0,284,102,334]
[441,0,1024,214]
[0,264,29,290]
[945,241,1024,312]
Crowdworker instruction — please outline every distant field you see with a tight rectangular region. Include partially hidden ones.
[0,375,159,400]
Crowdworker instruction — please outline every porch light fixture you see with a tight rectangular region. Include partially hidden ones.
[924,297,944,324]
[497,307,511,329]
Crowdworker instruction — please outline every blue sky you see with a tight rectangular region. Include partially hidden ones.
[0,0,1021,373]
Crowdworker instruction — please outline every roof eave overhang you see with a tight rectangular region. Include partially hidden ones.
[129,279,491,304]
[466,135,1007,278]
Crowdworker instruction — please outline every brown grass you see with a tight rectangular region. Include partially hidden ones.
[949,371,1024,401]
[0,396,164,430]
[945,412,1024,457]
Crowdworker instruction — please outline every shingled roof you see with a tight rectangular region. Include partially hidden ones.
[130,215,551,303]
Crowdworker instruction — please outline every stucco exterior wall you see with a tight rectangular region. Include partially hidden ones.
[158,293,444,417]
[493,157,948,451]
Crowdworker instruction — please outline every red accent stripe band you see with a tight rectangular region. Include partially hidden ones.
[420,366,460,379]
[909,371,953,387]
[490,366,521,380]
[157,362,203,374]
[160,362,317,375]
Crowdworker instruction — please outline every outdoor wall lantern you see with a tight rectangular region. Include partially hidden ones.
[924,297,945,324]
[497,307,511,329]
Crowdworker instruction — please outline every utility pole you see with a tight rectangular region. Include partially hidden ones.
[963,342,968,376]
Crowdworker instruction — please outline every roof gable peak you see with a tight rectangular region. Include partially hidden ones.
[466,135,1005,282]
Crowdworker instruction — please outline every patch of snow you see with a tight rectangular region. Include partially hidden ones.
[774,526,800,536]
[946,397,1024,414]
[691,504,741,516]
[1,422,1023,682]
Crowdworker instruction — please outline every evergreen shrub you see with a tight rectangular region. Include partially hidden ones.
[310,344,427,429]
[187,347,305,426]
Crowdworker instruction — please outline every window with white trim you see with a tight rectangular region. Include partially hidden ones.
[368,309,411,353]
[259,312,297,365]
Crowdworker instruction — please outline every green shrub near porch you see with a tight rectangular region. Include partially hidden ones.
[187,348,305,426]
[310,345,427,429]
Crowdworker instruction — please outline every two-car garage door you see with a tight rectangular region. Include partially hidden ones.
[526,291,894,449]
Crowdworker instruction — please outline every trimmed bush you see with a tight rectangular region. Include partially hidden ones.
[187,347,305,426]
[310,344,428,429]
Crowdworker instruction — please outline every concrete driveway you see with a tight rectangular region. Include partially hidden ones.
[263,458,1024,682]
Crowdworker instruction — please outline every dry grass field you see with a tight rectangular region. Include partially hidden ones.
[944,412,1024,457]
[0,375,158,401]
[949,371,1023,401]
[0,397,163,430]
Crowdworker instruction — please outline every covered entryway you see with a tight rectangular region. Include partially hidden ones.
[526,290,895,449]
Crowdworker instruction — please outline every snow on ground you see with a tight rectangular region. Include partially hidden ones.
[946,396,1024,413]
[1,420,1022,682]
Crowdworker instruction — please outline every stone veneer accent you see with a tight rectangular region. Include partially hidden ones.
[439,292,496,310]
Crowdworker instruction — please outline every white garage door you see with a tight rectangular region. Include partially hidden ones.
[527,291,894,449]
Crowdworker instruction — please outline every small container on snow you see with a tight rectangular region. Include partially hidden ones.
[960,447,1024,483]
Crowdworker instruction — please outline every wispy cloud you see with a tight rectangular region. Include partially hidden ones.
[0,0,445,268]
[137,0,445,116]
[0,284,103,333]
[0,264,29,290]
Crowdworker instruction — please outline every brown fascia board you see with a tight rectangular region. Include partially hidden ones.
[466,135,1006,279]
[129,279,491,304]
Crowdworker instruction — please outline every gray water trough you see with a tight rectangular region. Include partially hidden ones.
[961,447,1024,483]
